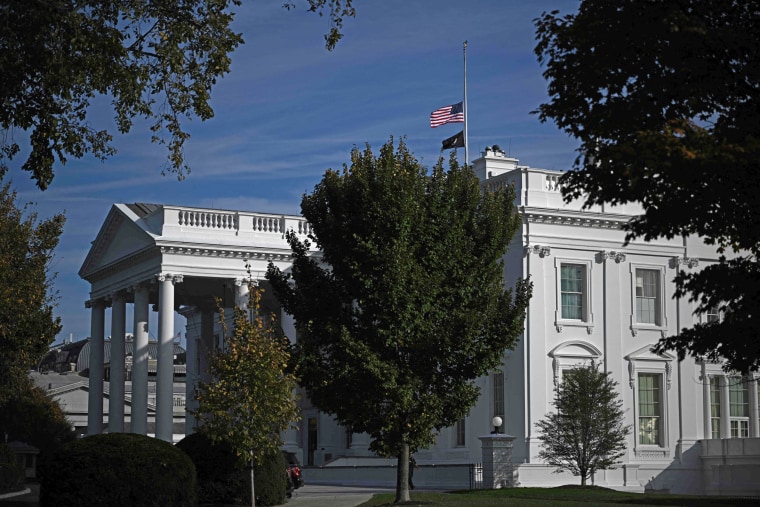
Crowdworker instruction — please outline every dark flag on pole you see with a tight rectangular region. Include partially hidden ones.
[441,130,465,150]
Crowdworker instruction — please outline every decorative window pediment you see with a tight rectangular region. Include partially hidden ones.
[548,340,603,385]
[624,345,676,390]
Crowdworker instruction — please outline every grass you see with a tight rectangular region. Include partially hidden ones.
[356,485,760,507]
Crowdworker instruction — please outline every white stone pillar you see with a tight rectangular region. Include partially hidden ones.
[131,284,150,435]
[720,375,730,439]
[702,365,711,439]
[156,273,182,442]
[109,292,127,433]
[279,308,300,451]
[87,299,106,435]
[749,376,759,438]
[479,433,517,489]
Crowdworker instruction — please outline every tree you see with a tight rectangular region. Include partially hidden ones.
[536,363,630,486]
[0,180,64,404]
[0,385,75,457]
[534,1,760,372]
[266,138,532,503]
[191,282,299,507]
[0,0,355,190]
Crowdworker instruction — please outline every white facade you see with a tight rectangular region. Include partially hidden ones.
[80,149,760,494]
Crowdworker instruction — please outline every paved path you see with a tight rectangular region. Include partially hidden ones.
[288,484,395,507]
[0,482,395,506]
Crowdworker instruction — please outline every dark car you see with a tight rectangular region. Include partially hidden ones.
[282,450,304,491]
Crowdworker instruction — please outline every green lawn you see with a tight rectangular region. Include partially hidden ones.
[357,486,760,506]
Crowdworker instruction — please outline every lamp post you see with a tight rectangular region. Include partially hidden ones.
[491,416,503,434]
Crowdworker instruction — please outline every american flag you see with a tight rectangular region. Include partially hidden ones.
[430,101,464,128]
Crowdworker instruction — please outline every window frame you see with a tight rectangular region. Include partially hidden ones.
[455,418,466,447]
[626,345,673,458]
[554,258,594,334]
[629,264,668,336]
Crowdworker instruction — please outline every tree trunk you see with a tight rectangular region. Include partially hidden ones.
[394,443,410,504]
[250,459,256,507]
[581,472,586,486]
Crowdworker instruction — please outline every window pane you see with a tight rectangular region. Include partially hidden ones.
[729,377,749,417]
[638,374,661,445]
[561,264,585,320]
[635,269,659,324]
[492,370,504,419]
[709,376,721,438]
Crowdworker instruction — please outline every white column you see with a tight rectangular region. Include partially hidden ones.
[702,365,711,439]
[749,376,759,438]
[131,284,150,435]
[234,278,250,319]
[720,375,730,439]
[279,309,300,450]
[87,299,106,435]
[156,273,182,442]
[109,292,126,433]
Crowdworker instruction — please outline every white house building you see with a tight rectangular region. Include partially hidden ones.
[79,147,760,495]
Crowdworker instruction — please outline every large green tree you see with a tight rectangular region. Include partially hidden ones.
[0,0,355,190]
[266,139,532,503]
[536,363,630,486]
[534,1,760,372]
[0,180,64,404]
[191,283,299,507]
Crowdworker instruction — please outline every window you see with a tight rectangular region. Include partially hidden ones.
[455,418,466,447]
[729,376,749,438]
[561,264,585,320]
[554,259,594,333]
[706,306,720,323]
[492,370,505,420]
[638,373,662,446]
[710,376,721,439]
[635,269,660,324]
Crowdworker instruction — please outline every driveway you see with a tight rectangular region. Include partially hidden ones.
[287,484,396,507]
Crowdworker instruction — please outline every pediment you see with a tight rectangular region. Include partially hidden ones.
[625,344,676,363]
[79,204,157,280]
[549,340,602,359]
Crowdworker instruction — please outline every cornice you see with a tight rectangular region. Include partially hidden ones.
[521,208,630,230]
[157,245,296,262]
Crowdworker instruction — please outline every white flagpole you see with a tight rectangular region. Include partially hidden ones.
[463,40,469,166]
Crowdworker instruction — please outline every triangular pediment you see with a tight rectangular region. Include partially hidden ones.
[625,344,676,362]
[79,204,157,280]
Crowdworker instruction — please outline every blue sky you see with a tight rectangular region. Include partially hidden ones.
[9,0,579,346]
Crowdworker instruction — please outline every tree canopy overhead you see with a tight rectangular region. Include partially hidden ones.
[267,138,531,503]
[534,0,760,372]
[0,0,355,190]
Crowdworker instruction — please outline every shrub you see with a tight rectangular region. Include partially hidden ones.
[254,450,287,507]
[0,443,22,494]
[176,432,246,505]
[37,433,196,506]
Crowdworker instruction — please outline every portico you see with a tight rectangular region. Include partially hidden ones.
[79,203,312,441]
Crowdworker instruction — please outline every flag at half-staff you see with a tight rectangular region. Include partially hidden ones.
[430,102,464,128]
[441,130,464,150]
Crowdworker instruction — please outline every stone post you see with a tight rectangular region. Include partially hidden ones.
[478,433,517,489]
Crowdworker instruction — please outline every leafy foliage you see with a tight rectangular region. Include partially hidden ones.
[267,138,532,502]
[534,1,760,371]
[37,433,196,506]
[0,443,22,494]
[191,282,299,505]
[176,432,248,505]
[0,385,75,459]
[536,364,630,486]
[0,0,355,189]
[0,181,64,403]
